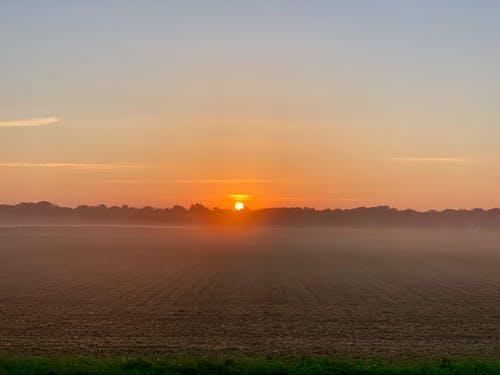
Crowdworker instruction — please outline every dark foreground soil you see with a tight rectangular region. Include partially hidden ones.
[0,226,499,359]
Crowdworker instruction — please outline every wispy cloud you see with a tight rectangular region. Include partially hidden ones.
[390,157,470,163]
[104,179,289,184]
[336,197,366,202]
[0,117,61,128]
[0,162,154,170]
[230,194,252,200]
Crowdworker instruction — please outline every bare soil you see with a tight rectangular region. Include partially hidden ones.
[0,226,499,358]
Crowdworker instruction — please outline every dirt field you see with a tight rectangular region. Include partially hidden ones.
[0,226,499,358]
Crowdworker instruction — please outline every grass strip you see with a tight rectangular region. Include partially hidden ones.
[1,356,499,374]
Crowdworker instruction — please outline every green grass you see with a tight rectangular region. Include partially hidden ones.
[1,356,499,375]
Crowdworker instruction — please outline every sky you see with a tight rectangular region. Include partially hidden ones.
[2,0,500,210]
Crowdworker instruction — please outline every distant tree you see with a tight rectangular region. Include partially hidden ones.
[189,203,210,214]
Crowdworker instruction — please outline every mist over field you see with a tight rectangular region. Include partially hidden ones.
[1,225,499,358]
[4,202,500,229]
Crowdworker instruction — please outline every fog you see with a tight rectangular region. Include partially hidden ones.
[1,226,499,358]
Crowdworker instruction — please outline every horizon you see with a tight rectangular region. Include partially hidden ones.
[3,1,500,210]
[4,199,500,213]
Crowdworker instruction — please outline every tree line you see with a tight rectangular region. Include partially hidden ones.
[2,201,500,228]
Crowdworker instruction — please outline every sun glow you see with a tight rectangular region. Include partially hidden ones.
[234,202,245,211]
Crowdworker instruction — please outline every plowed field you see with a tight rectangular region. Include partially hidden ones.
[1,226,499,358]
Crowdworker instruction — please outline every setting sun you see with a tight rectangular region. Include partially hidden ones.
[234,202,245,211]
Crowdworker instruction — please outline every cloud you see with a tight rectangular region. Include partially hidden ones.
[0,162,153,170]
[390,157,470,163]
[0,117,61,128]
[230,194,252,200]
[336,197,366,202]
[104,179,289,184]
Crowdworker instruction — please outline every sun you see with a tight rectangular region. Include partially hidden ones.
[234,202,245,211]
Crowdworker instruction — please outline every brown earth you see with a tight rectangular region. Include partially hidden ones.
[0,226,499,358]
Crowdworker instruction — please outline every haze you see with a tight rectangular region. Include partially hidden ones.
[2,226,499,358]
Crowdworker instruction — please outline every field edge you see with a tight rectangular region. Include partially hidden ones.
[1,355,500,374]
